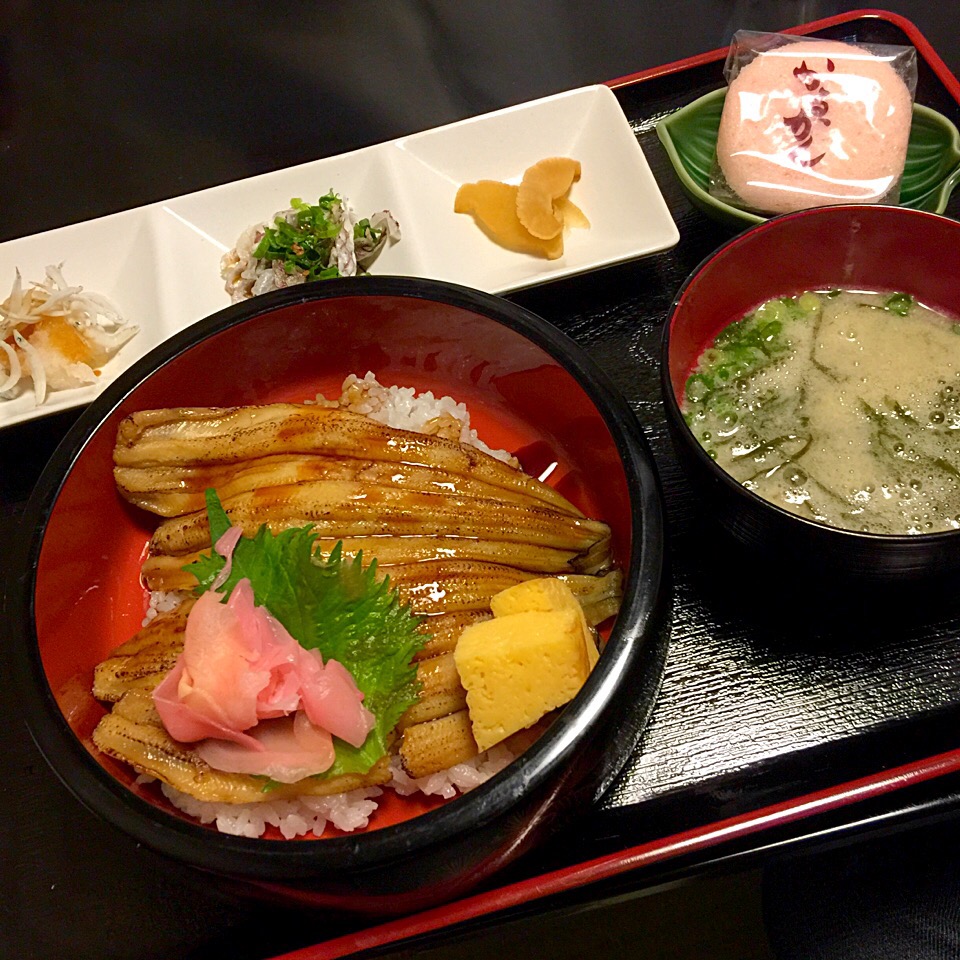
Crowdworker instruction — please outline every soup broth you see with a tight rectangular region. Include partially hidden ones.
[682,290,960,534]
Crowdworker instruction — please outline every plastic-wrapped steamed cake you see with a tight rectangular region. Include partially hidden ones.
[712,35,917,215]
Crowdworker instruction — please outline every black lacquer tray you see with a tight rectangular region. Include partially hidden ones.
[570,9,960,835]
[262,10,960,957]
[514,7,960,838]
[4,9,960,960]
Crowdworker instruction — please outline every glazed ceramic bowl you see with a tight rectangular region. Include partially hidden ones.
[656,89,960,229]
[662,204,960,583]
[11,277,666,912]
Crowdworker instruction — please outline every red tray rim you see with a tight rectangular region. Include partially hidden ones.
[269,10,960,958]
[274,745,960,960]
[605,7,960,103]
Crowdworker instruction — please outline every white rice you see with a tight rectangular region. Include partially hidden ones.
[161,782,384,840]
[147,374,520,838]
[142,589,189,628]
[387,744,516,800]
[320,371,518,465]
[160,746,516,839]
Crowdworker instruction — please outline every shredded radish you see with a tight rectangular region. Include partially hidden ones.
[0,340,20,393]
[0,264,136,404]
[12,330,46,406]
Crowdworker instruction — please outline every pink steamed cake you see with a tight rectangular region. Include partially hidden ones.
[716,39,913,214]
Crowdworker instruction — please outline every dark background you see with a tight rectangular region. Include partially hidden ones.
[0,1,957,244]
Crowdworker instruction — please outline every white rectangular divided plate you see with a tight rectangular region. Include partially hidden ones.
[0,84,678,429]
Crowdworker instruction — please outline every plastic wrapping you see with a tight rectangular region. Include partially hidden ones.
[710,32,918,215]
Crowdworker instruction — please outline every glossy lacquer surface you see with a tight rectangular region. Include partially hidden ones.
[575,13,960,836]
[13,280,667,909]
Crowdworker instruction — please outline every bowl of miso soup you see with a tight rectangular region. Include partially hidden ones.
[662,204,960,582]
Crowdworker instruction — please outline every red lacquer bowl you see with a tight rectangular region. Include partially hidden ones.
[11,276,666,911]
[662,204,960,583]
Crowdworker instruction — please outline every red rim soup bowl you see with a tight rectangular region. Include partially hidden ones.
[661,204,960,584]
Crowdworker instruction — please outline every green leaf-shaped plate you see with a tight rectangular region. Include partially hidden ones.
[656,88,960,229]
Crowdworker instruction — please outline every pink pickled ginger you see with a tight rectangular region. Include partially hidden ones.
[196,712,336,784]
[153,578,375,779]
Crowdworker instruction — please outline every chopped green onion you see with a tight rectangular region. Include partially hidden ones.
[883,292,915,317]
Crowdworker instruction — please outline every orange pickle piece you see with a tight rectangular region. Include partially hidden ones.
[455,181,564,259]
[516,157,581,239]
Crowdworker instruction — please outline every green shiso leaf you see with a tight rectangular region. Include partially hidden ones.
[185,490,425,777]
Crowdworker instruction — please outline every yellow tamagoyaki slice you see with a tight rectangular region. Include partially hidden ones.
[490,577,599,668]
[454,607,590,752]
[455,180,564,259]
[516,157,581,240]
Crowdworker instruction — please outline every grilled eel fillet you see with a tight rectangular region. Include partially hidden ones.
[92,606,395,802]
[114,453,575,519]
[141,535,610,592]
[140,556,622,620]
[117,403,614,587]
[144,480,610,558]
[92,568,621,799]
[99,403,623,798]
[112,405,581,517]
[94,689,392,803]
[116,408,613,576]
